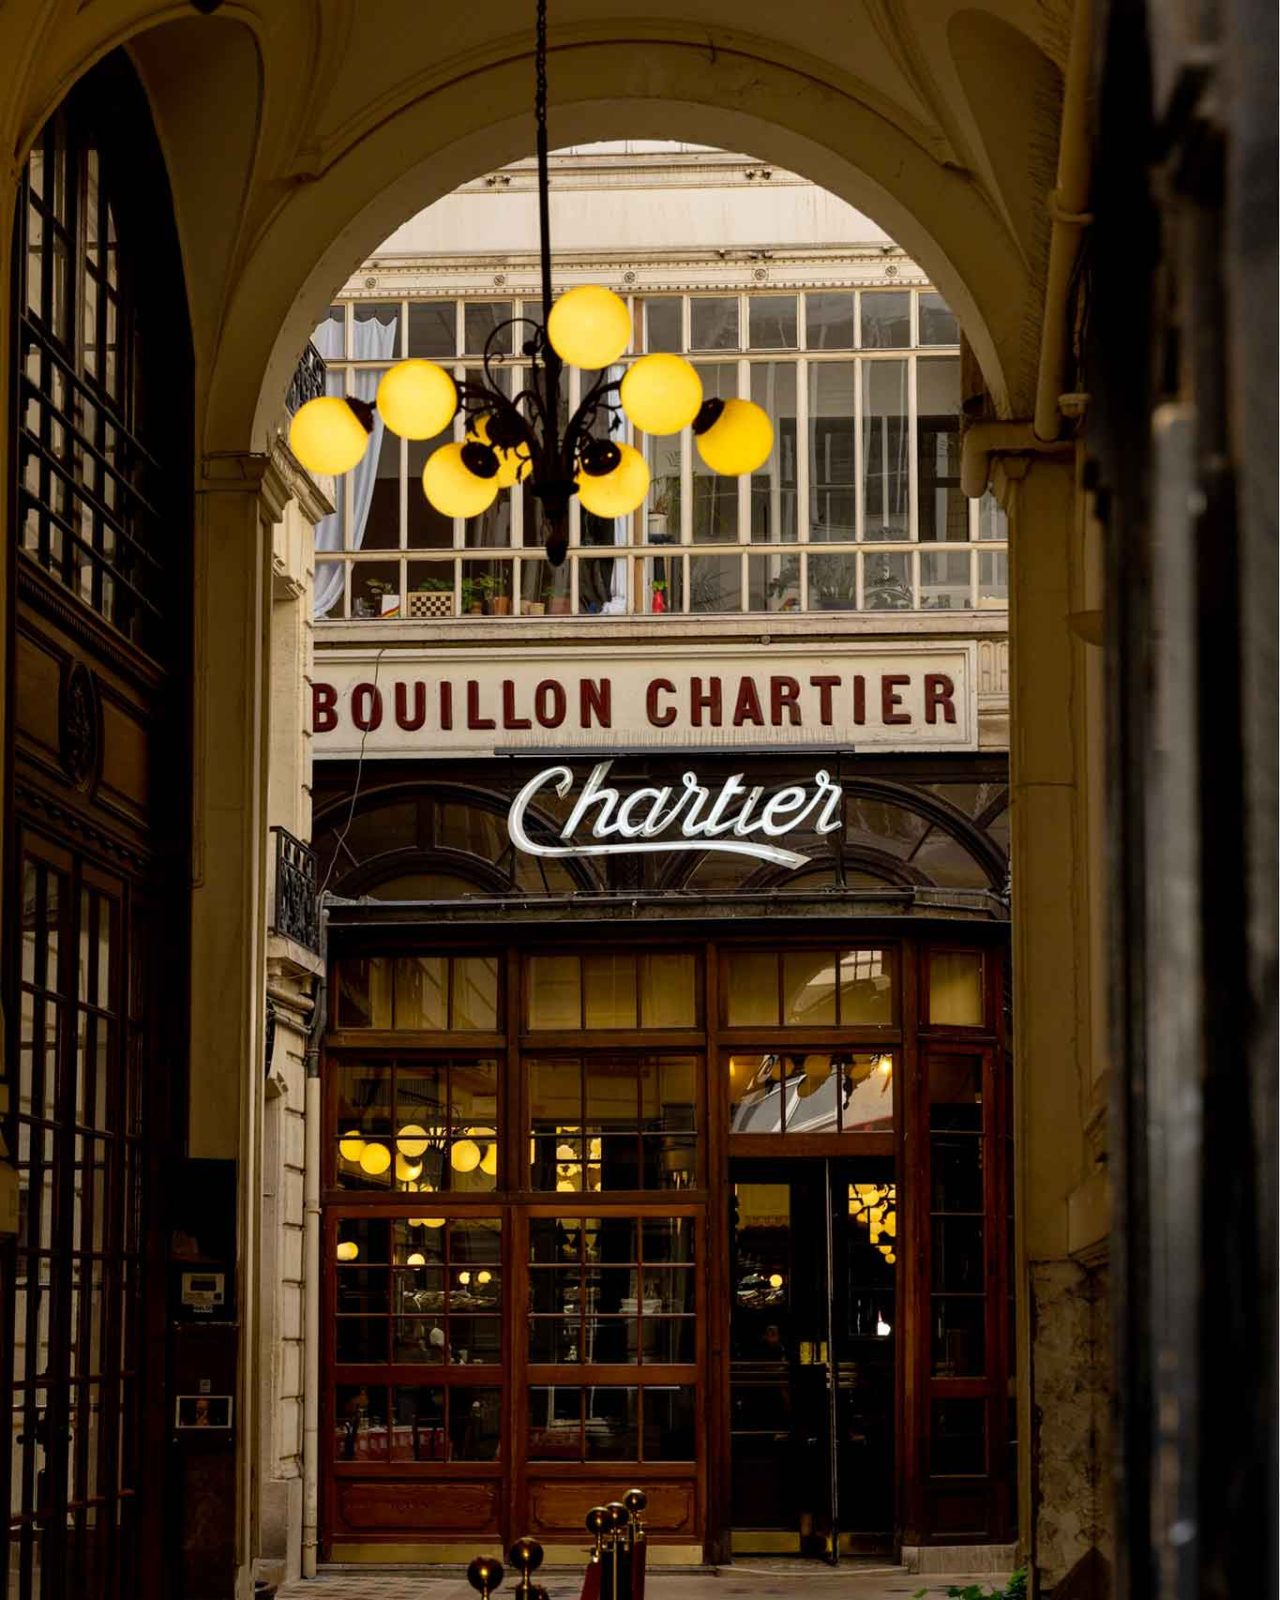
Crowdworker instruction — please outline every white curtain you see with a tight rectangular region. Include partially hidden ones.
[313,313,398,619]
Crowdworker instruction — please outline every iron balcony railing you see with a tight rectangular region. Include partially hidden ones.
[285,340,326,417]
[270,826,320,952]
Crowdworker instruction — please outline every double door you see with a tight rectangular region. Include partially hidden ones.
[729,1156,897,1559]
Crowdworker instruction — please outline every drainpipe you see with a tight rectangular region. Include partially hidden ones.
[301,905,328,1580]
[961,0,1093,496]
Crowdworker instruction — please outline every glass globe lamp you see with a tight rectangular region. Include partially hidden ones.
[376,360,457,439]
[620,353,703,434]
[288,395,372,475]
[693,397,774,475]
[547,284,632,368]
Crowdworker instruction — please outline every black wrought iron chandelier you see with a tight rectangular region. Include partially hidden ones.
[288,0,774,567]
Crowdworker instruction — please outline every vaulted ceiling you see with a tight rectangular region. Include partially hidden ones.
[0,0,1076,449]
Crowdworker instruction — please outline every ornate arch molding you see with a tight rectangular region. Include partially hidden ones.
[220,33,1032,448]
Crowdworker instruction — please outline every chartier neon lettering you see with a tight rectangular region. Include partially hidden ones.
[507,761,843,870]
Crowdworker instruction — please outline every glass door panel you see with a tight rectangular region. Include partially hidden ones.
[729,1158,896,1558]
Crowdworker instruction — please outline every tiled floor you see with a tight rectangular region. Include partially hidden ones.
[276,1561,985,1600]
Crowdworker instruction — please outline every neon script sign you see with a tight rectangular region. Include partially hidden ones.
[508,761,843,870]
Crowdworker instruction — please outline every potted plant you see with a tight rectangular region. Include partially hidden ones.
[356,577,398,618]
[766,557,802,612]
[460,577,485,616]
[543,573,572,615]
[647,475,680,542]
[650,577,668,614]
[475,572,511,616]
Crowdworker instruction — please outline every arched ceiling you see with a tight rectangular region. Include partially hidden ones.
[0,0,1073,450]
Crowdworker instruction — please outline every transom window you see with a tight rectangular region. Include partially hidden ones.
[723,947,897,1027]
[334,954,500,1031]
[526,951,699,1030]
[311,287,1008,620]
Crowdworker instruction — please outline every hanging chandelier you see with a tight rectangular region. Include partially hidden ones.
[287,0,774,567]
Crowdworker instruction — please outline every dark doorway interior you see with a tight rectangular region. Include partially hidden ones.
[729,1157,896,1559]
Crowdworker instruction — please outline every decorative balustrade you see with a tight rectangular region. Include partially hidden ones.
[269,826,320,952]
[285,340,326,417]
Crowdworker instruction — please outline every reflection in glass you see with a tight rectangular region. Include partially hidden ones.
[690,296,738,350]
[729,1052,894,1134]
[917,359,964,542]
[861,360,908,540]
[860,291,910,349]
[806,292,855,349]
[929,951,984,1026]
[808,363,856,542]
[748,297,797,349]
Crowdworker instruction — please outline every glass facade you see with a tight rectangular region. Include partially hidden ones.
[311,289,1009,620]
[322,933,1012,1553]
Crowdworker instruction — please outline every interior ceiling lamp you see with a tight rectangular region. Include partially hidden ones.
[287,0,773,565]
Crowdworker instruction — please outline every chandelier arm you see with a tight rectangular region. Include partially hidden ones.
[455,377,539,456]
[562,377,622,465]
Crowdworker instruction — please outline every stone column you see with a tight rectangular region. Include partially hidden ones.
[256,448,329,1585]
[1003,451,1112,1596]
[188,450,284,1599]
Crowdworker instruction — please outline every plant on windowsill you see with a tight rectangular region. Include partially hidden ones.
[765,556,804,612]
[646,475,681,542]
[460,577,485,616]
[542,571,572,615]
[474,571,511,617]
[649,577,668,615]
[354,577,398,619]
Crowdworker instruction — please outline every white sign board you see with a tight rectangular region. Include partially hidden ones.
[311,642,978,758]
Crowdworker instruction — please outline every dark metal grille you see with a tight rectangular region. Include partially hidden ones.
[16,108,166,649]
[286,340,327,416]
[271,826,320,952]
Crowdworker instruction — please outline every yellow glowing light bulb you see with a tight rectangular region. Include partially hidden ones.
[422,1217,446,1229]
[694,397,774,476]
[479,1144,499,1177]
[768,1273,784,1290]
[477,1270,492,1286]
[470,415,530,487]
[877,1054,893,1075]
[458,1270,472,1286]
[423,441,499,519]
[335,1240,359,1262]
[406,1251,426,1267]
[376,359,457,439]
[288,396,371,476]
[338,1131,366,1163]
[397,1124,430,1159]
[395,1153,423,1183]
[620,353,703,434]
[547,283,632,368]
[450,1138,482,1174]
[358,1142,392,1177]
[577,442,650,518]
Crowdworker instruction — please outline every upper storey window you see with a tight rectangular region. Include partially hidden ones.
[311,287,1007,622]
[16,82,187,653]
